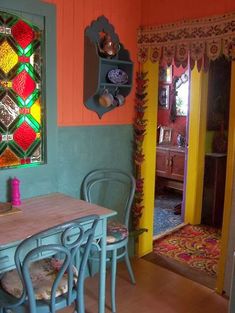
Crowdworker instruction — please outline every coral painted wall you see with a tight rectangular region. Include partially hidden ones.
[141,0,235,26]
[45,0,141,126]
[158,114,186,146]
[44,0,235,127]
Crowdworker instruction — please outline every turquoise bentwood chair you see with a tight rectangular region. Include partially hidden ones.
[0,215,99,313]
[82,169,136,313]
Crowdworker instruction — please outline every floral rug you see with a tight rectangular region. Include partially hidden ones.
[153,224,221,276]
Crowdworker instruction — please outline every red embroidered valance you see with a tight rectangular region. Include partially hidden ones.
[137,12,235,71]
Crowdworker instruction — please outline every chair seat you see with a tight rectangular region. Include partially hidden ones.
[1,258,78,300]
[107,221,128,244]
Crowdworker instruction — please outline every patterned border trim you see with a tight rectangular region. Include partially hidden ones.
[137,11,235,70]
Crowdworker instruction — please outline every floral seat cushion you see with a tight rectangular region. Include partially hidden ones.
[1,258,78,300]
[107,221,128,244]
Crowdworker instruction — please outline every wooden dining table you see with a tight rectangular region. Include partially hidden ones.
[0,193,116,313]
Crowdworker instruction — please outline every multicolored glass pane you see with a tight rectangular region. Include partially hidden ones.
[13,121,36,151]
[0,40,18,74]
[0,95,19,127]
[0,148,20,167]
[0,11,44,169]
[11,20,35,49]
[12,70,36,100]
[30,100,41,124]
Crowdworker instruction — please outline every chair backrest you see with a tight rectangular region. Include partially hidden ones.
[13,214,99,313]
[82,169,136,228]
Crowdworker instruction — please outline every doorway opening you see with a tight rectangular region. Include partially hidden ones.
[153,62,189,239]
[147,57,231,290]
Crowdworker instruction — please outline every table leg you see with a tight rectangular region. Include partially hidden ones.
[99,218,107,313]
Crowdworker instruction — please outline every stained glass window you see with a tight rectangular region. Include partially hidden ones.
[0,11,44,169]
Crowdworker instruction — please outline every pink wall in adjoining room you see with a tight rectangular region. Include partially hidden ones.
[158,114,186,146]
[158,65,187,146]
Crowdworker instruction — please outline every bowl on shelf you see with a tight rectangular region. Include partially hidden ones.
[107,69,128,84]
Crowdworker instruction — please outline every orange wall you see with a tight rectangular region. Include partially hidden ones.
[45,0,141,126]
[141,0,235,26]
[45,0,235,126]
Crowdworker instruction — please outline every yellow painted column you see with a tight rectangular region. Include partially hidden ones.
[184,68,208,224]
[216,60,235,293]
[137,60,158,257]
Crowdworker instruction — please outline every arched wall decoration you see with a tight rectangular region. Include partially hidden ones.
[137,11,235,71]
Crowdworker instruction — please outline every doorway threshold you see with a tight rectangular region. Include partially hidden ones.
[153,222,187,241]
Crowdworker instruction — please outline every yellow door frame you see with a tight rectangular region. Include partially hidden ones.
[138,60,158,257]
[137,59,235,293]
[184,69,208,224]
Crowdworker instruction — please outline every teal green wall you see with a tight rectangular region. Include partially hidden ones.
[0,125,133,202]
[57,125,133,198]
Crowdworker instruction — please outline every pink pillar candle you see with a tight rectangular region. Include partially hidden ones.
[11,177,21,206]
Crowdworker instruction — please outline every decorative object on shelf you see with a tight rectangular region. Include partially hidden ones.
[132,70,148,230]
[97,32,120,58]
[107,68,128,84]
[98,88,114,107]
[114,89,125,106]
[11,177,21,206]
[158,85,170,109]
[84,16,133,118]
[159,126,172,144]
[159,65,172,84]
[177,133,185,147]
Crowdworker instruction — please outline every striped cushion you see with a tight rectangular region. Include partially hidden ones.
[107,221,128,244]
[1,258,77,300]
